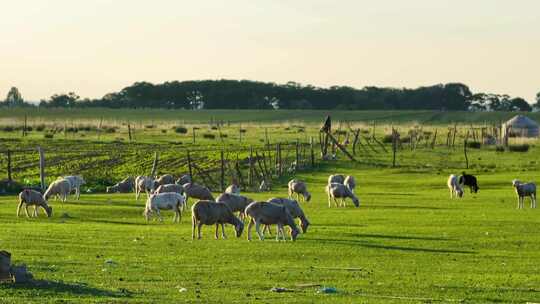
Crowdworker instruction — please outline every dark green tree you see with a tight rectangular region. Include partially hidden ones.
[40,92,80,107]
[3,87,25,107]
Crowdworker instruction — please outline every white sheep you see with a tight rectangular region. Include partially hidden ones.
[44,179,71,203]
[287,179,311,202]
[17,189,53,218]
[344,175,356,193]
[62,175,85,200]
[154,184,184,195]
[266,198,310,233]
[156,174,175,185]
[224,184,241,195]
[143,192,185,223]
[216,193,253,220]
[191,200,244,239]
[183,183,214,211]
[328,174,345,185]
[245,201,300,241]
[512,179,537,209]
[326,182,360,207]
[447,174,464,199]
[135,176,157,201]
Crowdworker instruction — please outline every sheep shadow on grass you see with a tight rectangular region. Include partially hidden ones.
[2,279,131,298]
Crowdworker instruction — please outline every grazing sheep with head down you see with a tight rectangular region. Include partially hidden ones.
[17,189,53,218]
[287,179,311,202]
[447,174,464,199]
[245,201,300,241]
[175,174,192,185]
[154,184,184,195]
[156,174,175,186]
[44,179,71,203]
[216,193,253,219]
[326,183,360,208]
[191,200,244,239]
[224,184,241,195]
[106,176,134,193]
[459,172,479,193]
[328,174,345,185]
[135,176,157,201]
[344,176,356,193]
[266,198,310,233]
[62,175,85,200]
[144,192,185,223]
[512,179,537,209]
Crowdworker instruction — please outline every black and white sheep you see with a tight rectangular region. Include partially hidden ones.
[512,179,537,209]
[245,201,300,241]
[175,174,192,185]
[143,192,185,223]
[344,175,356,193]
[156,174,175,186]
[224,184,241,195]
[328,174,345,185]
[447,174,464,199]
[17,189,53,218]
[459,172,479,193]
[191,200,244,239]
[287,179,311,202]
[326,183,360,207]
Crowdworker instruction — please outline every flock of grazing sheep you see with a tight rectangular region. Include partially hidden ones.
[447,172,537,209]
[15,170,536,241]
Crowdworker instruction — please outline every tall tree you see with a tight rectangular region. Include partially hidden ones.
[4,87,24,107]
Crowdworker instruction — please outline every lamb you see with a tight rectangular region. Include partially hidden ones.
[328,174,345,185]
[156,174,175,186]
[266,198,310,233]
[459,172,479,193]
[62,175,85,200]
[154,183,184,195]
[224,184,241,195]
[512,179,537,209]
[143,192,185,223]
[17,189,53,218]
[191,200,244,239]
[447,174,464,198]
[287,179,311,202]
[175,174,192,185]
[326,183,360,207]
[344,175,356,193]
[183,183,214,210]
[44,179,71,203]
[245,201,300,241]
[106,176,134,193]
[216,193,253,219]
[135,176,157,201]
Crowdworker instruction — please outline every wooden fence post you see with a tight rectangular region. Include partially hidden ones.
[38,147,45,191]
[127,122,132,142]
[220,150,225,192]
[6,150,12,181]
[187,151,193,182]
[277,143,282,177]
[392,128,397,168]
[22,114,27,137]
[248,146,254,188]
[464,130,469,169]
[239,124,242,143]
[265,128,269,147]
[192,127,196,144]
[310,137,315,167]
[295,140,300,168]
[150,152,159,177]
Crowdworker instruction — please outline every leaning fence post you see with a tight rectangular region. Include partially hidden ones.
[150,152,159,177]
[187,151,193,182]
[6,150,12,181]
[464,130,469,169]
[310,137,315,167]
[38,147,45,191]
[220,150,225,192]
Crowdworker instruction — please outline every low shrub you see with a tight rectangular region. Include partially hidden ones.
[1,126,14,132]
[203,133,216,139]
[35,125,46,131]
[174,126,188,134]
[382,134,394,143]
[508,144,529,152]
[161,129,167,133]
[466,141,481,149]
[145,125,155,129]
[240,129,247,133]
[44,133,54,139]
[211,126,218,130]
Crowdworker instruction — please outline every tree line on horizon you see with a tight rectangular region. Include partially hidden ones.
[2,80,540,112]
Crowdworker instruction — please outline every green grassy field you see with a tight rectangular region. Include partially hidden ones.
[1,158,540,303]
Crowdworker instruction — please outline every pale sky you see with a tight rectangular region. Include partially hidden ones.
[1,0,539,102]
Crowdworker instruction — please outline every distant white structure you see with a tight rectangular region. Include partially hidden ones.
[502,115,539,138]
